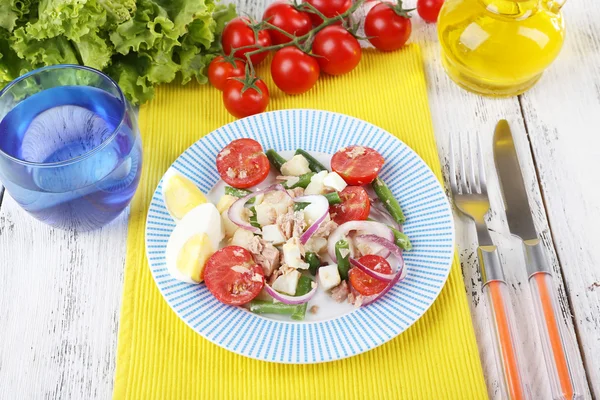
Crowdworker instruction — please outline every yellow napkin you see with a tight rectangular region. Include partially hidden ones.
[114,46,487,399]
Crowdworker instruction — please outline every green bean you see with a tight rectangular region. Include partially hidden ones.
[283,172,315,189]
[248,300,297,315]
[266,149,287,172]
[249,206,260,228]
[372,177,406,224]
[324,192,341,205]
[224,186,255,204]
[392,228,412,251]
[291,276,313,321]
[295,149,328,173]
[305,252,321,276]
[335,239,351,280]
[294,202,310,211]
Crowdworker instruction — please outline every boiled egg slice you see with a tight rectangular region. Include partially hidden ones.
[166,203,224,283]
[162,168,208,221]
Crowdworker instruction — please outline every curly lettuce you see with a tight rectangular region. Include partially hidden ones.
[0,0,236,104]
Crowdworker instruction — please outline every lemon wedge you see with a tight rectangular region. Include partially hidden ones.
[163,169,207,220]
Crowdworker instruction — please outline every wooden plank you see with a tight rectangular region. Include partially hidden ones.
[0,195,128,399]
[518,1,600,395]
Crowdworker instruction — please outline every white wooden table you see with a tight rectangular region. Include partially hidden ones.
[1,1,599,398]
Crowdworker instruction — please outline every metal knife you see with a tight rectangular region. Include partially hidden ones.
[493,120,585,400]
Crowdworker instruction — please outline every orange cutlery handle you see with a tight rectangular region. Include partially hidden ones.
[529,272,585,400]
[485,280,529,400]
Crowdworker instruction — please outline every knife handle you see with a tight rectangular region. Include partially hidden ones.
[479,247,530,400]
[525,241,586,400]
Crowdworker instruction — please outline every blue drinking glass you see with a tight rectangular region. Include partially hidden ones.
[0,65,143,231]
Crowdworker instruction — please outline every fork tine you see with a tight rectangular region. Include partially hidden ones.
[466,133,478,194]
[476,133,487,194]
[458,132,470,194]
[449,135,458,194]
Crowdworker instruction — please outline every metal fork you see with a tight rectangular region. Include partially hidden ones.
[448,132,530,400]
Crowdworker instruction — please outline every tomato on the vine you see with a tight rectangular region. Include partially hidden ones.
[417,0,444,23]
[223,78,270,119]
[262,2,312,45]
[271,47,320,94]
[312,26,361,75]
[304,0,352,26]
[221,17,272,65]
[365,3,412,51]
[208,56,246,91]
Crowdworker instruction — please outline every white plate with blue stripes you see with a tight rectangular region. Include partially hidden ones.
[146,109,454,364]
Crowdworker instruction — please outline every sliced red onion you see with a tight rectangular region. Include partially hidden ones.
[228,184,288,234]
[327,221,393,261]
[264,282,318,305]
[294,195,329,245]
[369,205,400,230]
[350,258,398,282]
[355,234,404,261]
[361,268,405,306]
[354,235,390,258]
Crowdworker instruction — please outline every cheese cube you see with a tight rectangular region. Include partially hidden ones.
[281,155,311,176]
[305,237,327,254]
[255,203,277,226]
[230,229,255,250]
[216,194,238,214]
[262,224,286,245]
[282,237,309,269]
[272,270,301,295]
[221,210,239,238]
[304,202,330,226]
[318,264,342,291]
[323,172,347,192]
[304,170,328,195]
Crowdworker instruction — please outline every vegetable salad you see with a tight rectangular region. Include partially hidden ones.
[162,138,411,321]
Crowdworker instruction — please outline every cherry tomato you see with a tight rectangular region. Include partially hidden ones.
[304,0,352,26]
[204,246,265,306]
[216,138,270,188]
[331,145,384,185]
[208,56,246,91]
[262,2,312,45]
[417,0,444,23]
[365,3,412,51]
[223,78,270,120]
[349,255,393,296]
[312,26,361,75]
[221,17,272,65]
[271,47,320,94]
[330,186,371,225]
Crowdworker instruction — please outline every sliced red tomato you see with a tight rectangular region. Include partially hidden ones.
[216,138,270,188]
[330,186,370,225]
[204,246,265,306]
[331,145,385,185]
[349,255,392,296]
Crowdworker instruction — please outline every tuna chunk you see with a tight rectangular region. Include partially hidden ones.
[330,281,350,303]
[248,236,281,277]
[277,208,307,240]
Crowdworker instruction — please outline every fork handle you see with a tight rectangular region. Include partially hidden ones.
[479,246,529,400]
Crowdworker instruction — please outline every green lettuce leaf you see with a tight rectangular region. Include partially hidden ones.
[11,27,79,66]
[97,0,136,25]
[106,54,154,105]
[25,0,107,41]
[73,31,113,70]
[0,3,19,32]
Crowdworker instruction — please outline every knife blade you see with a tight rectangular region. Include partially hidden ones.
[493,120,538,241]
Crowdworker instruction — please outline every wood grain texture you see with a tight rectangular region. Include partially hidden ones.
[0,0,596,398]
[519,1,600,394]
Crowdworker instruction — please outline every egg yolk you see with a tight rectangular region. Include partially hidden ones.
[176,233,213,283]
[164,175,207,220]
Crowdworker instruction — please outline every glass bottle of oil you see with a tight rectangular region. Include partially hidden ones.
[437,0,566,97]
